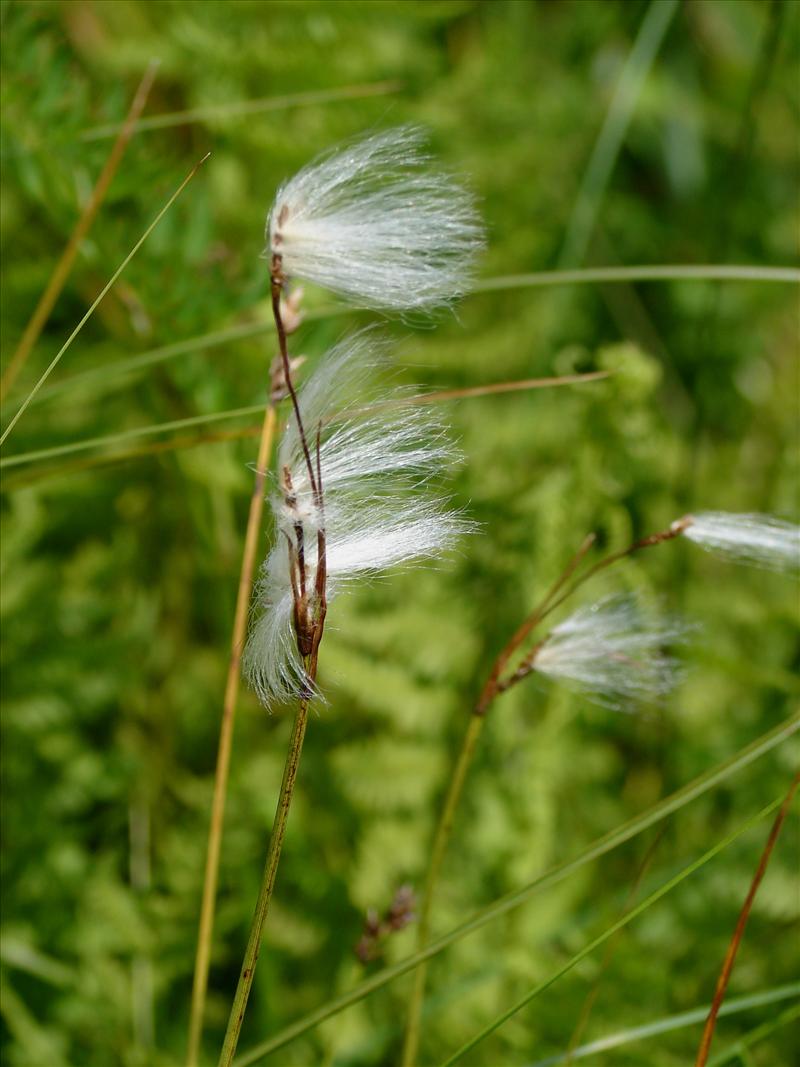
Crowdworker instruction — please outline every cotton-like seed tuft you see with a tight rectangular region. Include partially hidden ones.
[682,511,800,572]
[267,126,484,310]
[244,332,472,706]
[532,594,687,708]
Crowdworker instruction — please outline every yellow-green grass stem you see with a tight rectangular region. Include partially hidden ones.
[186,402,277,1067]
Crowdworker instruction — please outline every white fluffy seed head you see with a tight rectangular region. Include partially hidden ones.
[244,331,472,706]
[267,126,484,311]
[683,512,800,572]
[532,594,687,708]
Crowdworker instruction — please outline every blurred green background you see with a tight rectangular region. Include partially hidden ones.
[1,1,798,1065]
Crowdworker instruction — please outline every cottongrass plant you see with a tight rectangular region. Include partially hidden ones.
[525,593,687,707]
[680,511,800,572]
[401,522,691,1066]
[244,331,471,706]
[401,507,799,1063]
[267,125,484,310]
[215,128,483,1067]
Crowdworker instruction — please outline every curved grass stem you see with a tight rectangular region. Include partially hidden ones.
[186,401,277,1067]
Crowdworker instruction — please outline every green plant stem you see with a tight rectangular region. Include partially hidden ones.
[401,520,685,1065]
[218,694,311,1067]
[400,535,596,1067]
[0,372,606,473]
[0,153,209,447]
[707,1002,800,1067]
[232,711,798,1067]
[81,80,403,140]
[401,713,486,1067]
[439,796,783,1067]
[9,265,797,414]
[186,402,277,1067]
[556,0,680,268]
[529,983,800,1066]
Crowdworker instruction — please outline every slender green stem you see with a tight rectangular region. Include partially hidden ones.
[0,153,209,447]
[400,536,595,1067]
[186,403,277,1067]
[707,1002,800,1067]
[232,712,798,1067]
[9,264,797,413]
[218,695,311,1067]
[473,264,800,291]
[529,983,800,1066]
[401,713,486,1067]
[81,80,403,140]
[439,796,784,1067]
[401,522,674,1066]
[556,0,680,268]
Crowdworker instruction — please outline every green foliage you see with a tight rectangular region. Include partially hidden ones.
[1,2,798,1066]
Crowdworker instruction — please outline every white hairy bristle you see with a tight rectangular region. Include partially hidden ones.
[683,511,800,572]
[267,126,484,310]
[244,332,471,706]
[532,594,687,708]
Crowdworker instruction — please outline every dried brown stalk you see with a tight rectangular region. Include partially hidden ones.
[694,770,799,1067]
[0,61,159,403]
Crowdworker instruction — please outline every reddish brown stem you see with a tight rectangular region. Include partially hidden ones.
[487,517,694,707]
[694,770,799,1067]
[270,266,318,498]
[475,533,596,713]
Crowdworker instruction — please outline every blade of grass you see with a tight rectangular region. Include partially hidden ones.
[706,1002,800,1067]
[401,534,597,1067]
[528,982,800,1066]
[232,712,799,1066]
[556,0,680,268]
[186,402,277,1067]
[0,61,159,403]
[0,372,610,473]
[27,321,276,408]
[564,828,665,1063]
[0,153,210,446]
[0,425,266,490]
[1,404,264,469]
[439,796,784,1067]
[81,80,403,140]
[695,771,799,1067]
[473,265,800,291]
[13,263,797,414]
[18,304,346,411]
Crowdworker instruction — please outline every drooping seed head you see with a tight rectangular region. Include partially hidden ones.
[532,594,688,708]
[244,331,473,706]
